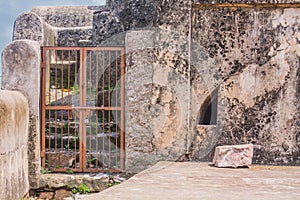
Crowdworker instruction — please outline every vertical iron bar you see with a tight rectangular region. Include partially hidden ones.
[67,50,71,169]
[61,51,64,99]
[108,51,111,168]
[120,49,125,170]
[95,51,99,169]
[41,47,46,168]
[89,51,92,169]
[54,50,58,167]
[68,50,71,106]
[115,50,118,168]
[61,51,64,164]
[102,50,105,168]
[47,109,51,167]
[79,48,84,171]
[47,50,51,105]
[82,48,87,172]
[74,50,78,170]
[47,50,51,165]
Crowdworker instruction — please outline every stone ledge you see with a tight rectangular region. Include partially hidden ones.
[40,173,109,192]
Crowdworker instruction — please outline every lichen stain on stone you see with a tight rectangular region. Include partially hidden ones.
[219,84,299,164]
[223,60,290,107]
[153,49,189,79]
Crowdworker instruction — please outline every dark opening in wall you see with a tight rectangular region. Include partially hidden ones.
[199,89,218,125]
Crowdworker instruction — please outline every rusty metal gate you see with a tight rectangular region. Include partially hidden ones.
[41,47,125,172]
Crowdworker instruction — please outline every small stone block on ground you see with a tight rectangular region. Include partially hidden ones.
[54,189,71,200]
[212,144,254,168]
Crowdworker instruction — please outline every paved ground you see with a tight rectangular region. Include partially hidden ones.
[81,161,300,200]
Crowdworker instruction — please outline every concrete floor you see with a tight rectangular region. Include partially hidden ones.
[81,161,300,200]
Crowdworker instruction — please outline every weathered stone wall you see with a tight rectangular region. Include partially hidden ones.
[13,12,44,44]
[2,40,42,187]
[192,4,300,165]
[107,0,221,172]
[31,6,94,28]
[120,1,300,171]
[7,1,300,175]
[0,90,29,200]
[13,6,102,46]
[93,0,192,45]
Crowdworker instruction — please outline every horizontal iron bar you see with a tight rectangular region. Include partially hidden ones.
[72,106,122,111]
[48,168,122,173]
[45,106,122,111]
[45,106,72,110]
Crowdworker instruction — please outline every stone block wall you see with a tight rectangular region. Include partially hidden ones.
[0,90,29,199]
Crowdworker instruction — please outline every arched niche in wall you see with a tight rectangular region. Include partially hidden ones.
[199,89,218,125]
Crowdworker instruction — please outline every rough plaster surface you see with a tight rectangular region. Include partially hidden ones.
[2,40,41,187]
[92,10,124,45]
[14,7,96,47]
[125,29,216,172]
[55,27,93,46]
[13,12,43,45]
[123,1,300,171]
[31,6,94,28]
[0,90,29,200]
[189,125,217,161]
[192,6,300,165]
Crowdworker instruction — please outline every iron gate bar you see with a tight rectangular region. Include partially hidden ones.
[115,50,119,167]
[101,50,105,169]
[108,50,111,169]
[80,47,85,171]
[120,48,125,170]
[41,46,125,173]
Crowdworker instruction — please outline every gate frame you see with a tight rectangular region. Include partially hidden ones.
[41,46,125,172]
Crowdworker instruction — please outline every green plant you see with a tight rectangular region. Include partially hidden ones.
[66,168,73,174]
[107,181,120,187]
[71,184,91,194]
[41,167,52,174]
[107,175,125,187]
[70,84,79,94]
[87,157,97,165]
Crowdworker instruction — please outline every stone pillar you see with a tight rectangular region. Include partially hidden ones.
[2,40,41,188]
[125,29,199,173]
[125,30,156,172]
[13,12,43,45]
[0,90,29,199]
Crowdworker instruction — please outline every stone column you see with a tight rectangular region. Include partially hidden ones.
[0,90,29,199]
[2,40,41,188]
